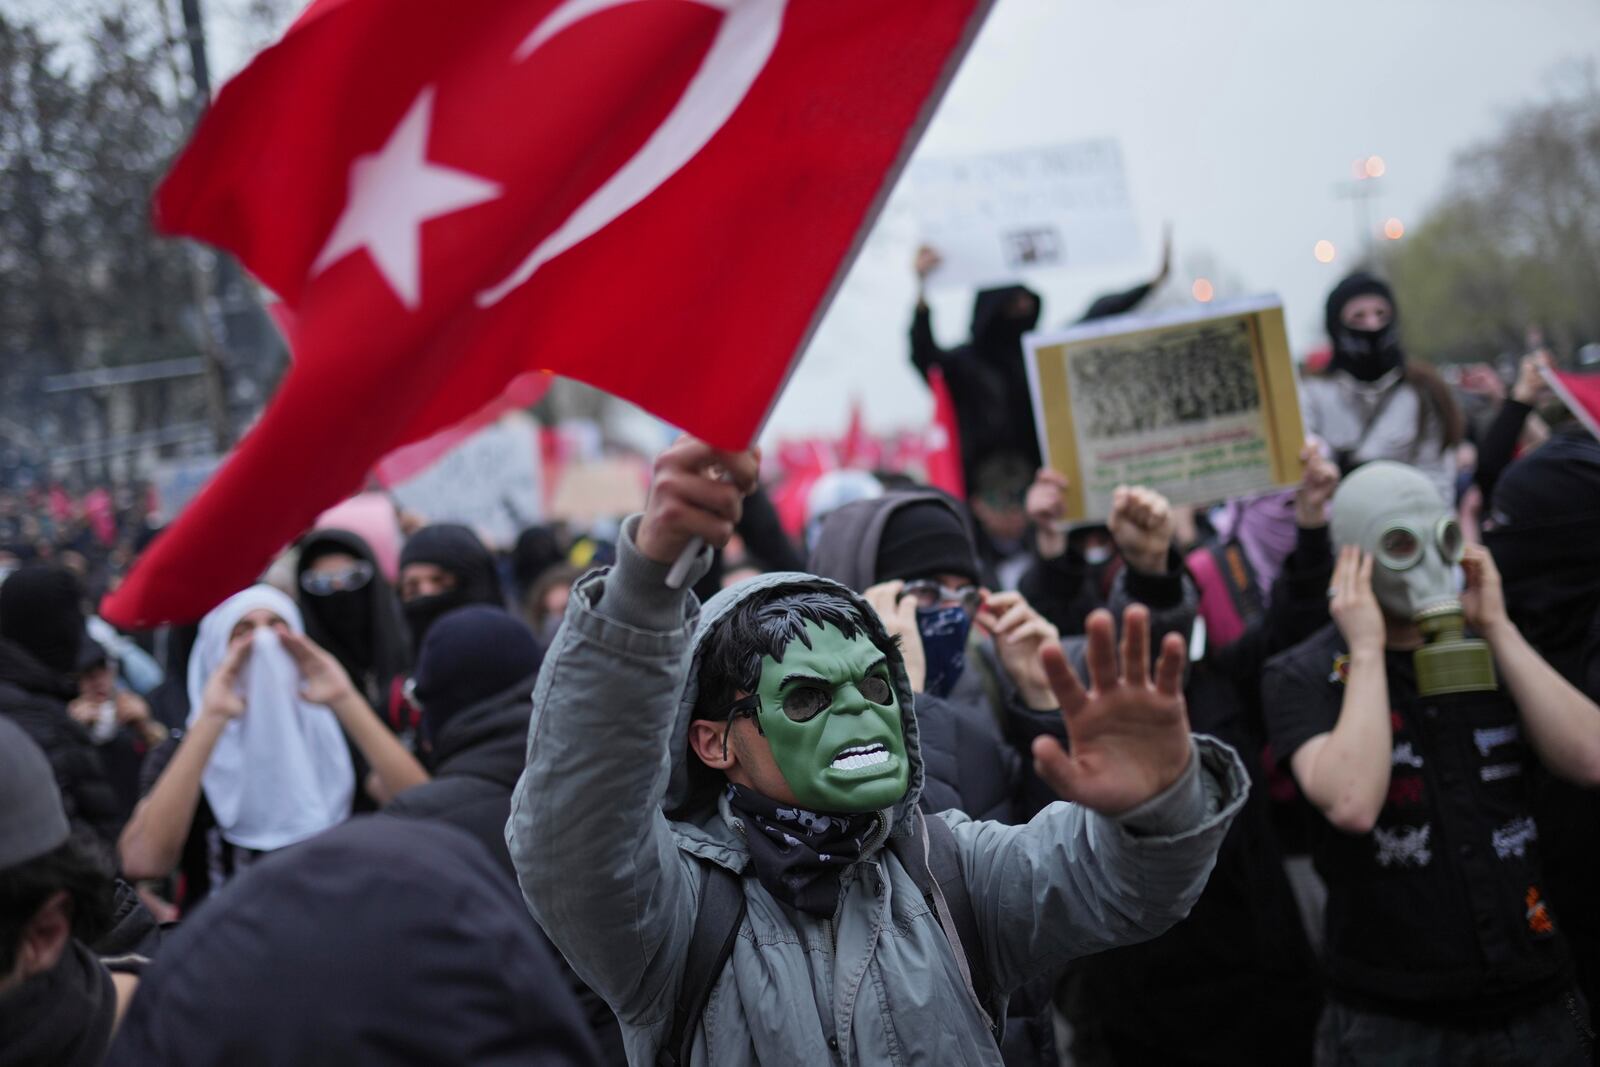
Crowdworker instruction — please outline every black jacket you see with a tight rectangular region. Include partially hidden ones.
[0,637,121,844]
[385,686,628,1065]
[385,685,531,880]
[910,285,1043,479]
[106,816,601,1066]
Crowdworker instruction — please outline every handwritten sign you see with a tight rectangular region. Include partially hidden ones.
[899,141,1140,291]
[388,413,542,547]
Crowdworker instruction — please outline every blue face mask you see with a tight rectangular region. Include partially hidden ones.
[916,604,972,698]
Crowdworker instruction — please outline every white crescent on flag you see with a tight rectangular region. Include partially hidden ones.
[475,0,786,307]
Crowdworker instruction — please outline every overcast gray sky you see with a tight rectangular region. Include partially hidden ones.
[199,0,1600,444]
[759,0,1600,442]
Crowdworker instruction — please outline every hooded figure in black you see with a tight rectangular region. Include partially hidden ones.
[398,523,505,654]
[1484,425,1600,1037]
[910,284,1043,483]
[0,566,121,844]
[105,816,601,1067]
[294,528,410,711]
[385,605,626,1063]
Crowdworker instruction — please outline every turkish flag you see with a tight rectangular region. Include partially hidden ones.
[102,0,994,627]
[1546,368,1600,444]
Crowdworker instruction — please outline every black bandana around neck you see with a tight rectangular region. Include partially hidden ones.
[0,940,115,1067]
[726,785,881,918]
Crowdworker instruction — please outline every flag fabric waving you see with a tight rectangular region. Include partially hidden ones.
[1544,367,1600,444]
[103,0,995,628]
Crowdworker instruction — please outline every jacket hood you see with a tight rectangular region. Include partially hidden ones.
[429,677,535,785]
[0,636,79,701]
[970,284,1041,351]
[805,490,981,593]
[664,571,925,836]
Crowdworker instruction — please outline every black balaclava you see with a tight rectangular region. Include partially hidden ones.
[411,605,541,743]
[1324,271,1404,383]
[510,525,565,601]
[970,285,1042,367]
[295,529,409,704]
[399,524,505,654]
[1485,431,1600,660]
[0,564,86,675]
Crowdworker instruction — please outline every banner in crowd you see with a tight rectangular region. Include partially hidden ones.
[903,140,1140,292]
[384,413,543,548]
[102,0,997,627]
[1024,296,1305,521]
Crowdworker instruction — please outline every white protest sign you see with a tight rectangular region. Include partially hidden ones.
[898,141,1140,292]
[388,413,543,548]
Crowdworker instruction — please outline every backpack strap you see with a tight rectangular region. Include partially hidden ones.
[1209,541,1265,630]
[892,809,999,1037]
[659,862,747,1067]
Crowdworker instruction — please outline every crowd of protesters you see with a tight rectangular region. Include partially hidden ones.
[3,264,1599,1067]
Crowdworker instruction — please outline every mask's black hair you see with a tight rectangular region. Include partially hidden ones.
[694,585,899,723]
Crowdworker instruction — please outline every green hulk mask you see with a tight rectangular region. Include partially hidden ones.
[732,621,909,814]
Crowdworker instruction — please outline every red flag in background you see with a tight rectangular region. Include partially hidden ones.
[1545,368,1600,444]
[924,366,965,499]
[103,0,995,627]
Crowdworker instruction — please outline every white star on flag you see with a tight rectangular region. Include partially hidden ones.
[312,86,500,310]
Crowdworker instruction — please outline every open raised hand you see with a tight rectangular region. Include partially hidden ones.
[280,629,358,707]
[1030,605,1192,816]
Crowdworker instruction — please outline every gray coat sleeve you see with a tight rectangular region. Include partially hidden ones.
[945,735,1249,996]
[505,518,707,1027]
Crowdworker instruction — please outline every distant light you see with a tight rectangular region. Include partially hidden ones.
[1352,158,1370,181]
[1314,240,1337,263]
[1365,155,1387,178]
[1383,217,1405,240]
[1191,278,1215,303]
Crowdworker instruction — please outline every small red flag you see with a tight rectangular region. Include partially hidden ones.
[924,366,966,499]
[1545,368,1600,444]
[103,0,994,627]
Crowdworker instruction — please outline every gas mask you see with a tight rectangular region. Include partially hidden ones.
[1331,461,1496,696]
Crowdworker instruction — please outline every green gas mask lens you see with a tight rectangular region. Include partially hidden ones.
[1376,516,1465,571]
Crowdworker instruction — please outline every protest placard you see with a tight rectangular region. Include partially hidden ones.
[151,456,221,524]
[387,413,543,547]
[1024,296,1305,521]
[900,140,1140,291]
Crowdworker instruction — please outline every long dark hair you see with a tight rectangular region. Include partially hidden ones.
[1404,363,1466,455]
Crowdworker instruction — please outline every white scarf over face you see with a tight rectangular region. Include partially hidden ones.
[186,586,355,851]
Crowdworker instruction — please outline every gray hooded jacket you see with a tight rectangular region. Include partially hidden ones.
[507,518,1248,1066]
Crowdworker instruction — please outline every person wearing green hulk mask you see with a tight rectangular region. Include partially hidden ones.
[507,436,1252,1067]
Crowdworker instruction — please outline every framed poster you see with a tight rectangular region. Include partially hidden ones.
[1023,296,1305,521]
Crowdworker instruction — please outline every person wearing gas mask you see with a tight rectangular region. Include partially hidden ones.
[507,436,1249,1067]
[118,586,427,911]
[1263,460,1600,1065]
[1301,272,1465,505]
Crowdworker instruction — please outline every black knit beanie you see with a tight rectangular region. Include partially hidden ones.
[0,565,85,675]
[411,605,541,739]
[873,501,979,584]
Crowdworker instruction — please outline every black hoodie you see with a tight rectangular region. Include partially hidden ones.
[105,816,602,1067]
[295,528,410,710]
[910,285,1043,481]
[0,638,121,844]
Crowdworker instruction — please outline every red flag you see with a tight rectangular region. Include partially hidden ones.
[1545,368,1600,444]
[924,365,965,498]
[102,0,993,628]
